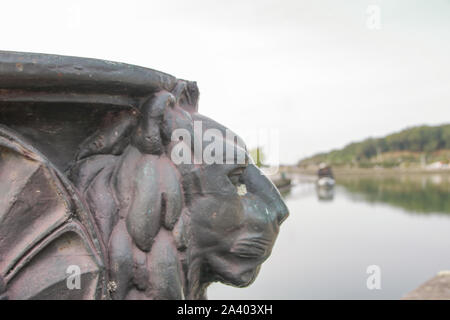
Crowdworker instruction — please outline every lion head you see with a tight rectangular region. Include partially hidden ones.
[69,81,289,300]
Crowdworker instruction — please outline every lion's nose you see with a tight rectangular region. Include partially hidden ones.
[270,187,289,225]
[276,200,289,225]
[243,165,289,225]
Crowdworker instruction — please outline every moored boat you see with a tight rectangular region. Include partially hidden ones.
[316,163,335,189]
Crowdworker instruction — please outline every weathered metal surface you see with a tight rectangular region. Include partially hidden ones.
[0,51,288,300]
[0,126,105,300]
[0,51,177,95]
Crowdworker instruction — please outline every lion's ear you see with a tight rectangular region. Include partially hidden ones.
[132,92,178,154]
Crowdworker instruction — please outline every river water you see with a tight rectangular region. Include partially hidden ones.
[208,173,450,299]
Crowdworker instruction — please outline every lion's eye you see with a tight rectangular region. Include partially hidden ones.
[228,167,245,186]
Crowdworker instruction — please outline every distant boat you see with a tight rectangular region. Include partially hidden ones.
[317,176,335,188]
[316,163,335,189]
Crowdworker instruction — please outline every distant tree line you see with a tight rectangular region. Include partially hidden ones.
[299,124,450,167]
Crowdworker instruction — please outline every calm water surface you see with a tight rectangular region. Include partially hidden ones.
[208,174,450,299]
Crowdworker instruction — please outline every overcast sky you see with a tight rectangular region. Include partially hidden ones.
[2,0,450,164]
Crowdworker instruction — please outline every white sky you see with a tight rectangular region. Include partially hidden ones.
[1,0,450,164]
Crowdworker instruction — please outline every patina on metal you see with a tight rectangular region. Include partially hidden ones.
[0,51,288,300]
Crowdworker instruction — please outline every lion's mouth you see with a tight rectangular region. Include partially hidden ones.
[230,237,272,259]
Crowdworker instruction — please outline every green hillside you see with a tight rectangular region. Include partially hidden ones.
[298,124,450,168]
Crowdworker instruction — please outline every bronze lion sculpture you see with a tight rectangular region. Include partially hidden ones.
[0,51,288,300]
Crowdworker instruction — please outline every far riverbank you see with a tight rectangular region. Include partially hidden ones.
[280,166,450,177]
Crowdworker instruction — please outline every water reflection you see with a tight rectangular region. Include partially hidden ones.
[337,174,450,215]
[316,186,335,201]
